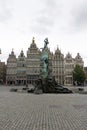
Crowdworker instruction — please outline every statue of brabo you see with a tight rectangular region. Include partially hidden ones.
[41,38,49,79]
[34,38,73,94]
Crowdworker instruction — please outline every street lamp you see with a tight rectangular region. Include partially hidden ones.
[0,49,1,54]
[0,49,1,62]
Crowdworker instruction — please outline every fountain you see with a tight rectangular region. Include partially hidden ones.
[34,38,72,94]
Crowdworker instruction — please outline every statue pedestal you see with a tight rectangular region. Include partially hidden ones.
[34,76,73,94]
[34,88,43,94]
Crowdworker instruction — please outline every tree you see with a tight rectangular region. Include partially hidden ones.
[73,64,86,85]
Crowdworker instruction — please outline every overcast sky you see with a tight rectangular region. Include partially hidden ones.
[0,0,87,66]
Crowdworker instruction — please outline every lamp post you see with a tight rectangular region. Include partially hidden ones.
[0,49,1,62]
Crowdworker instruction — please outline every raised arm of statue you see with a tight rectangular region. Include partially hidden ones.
[44,38,49,50]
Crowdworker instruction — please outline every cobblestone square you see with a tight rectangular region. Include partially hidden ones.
[0,86,87,130]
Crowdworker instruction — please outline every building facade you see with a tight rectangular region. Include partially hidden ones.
[26,38,41,85]
[64,53,84,85]
[16,50,26,85]
[64,53,74,85]
[0,61,6,84]
[6,38,84,86]
[6,50,17,85]
[52,48,64,85]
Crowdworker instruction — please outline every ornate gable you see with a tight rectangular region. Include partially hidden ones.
[65,52,73,63]
[18,50,25,59]
[27,37,41,59]
[55,47,61,55]
[66,52,72,59]
[75,53,82,61]
[75,53,84,66]
[30,37,37,49]
[53,47,64,60]
[7,49,16,62]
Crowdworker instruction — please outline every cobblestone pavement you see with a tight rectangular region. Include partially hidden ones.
[0,86,87,130]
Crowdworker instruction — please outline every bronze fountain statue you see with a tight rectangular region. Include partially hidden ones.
[34,38,72,94]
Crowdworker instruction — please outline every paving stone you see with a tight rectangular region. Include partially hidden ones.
[0,86,87,130]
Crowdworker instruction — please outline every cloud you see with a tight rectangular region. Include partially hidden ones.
[71,0,87,30]
[0,0,12,22]
[30,0,61,34]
